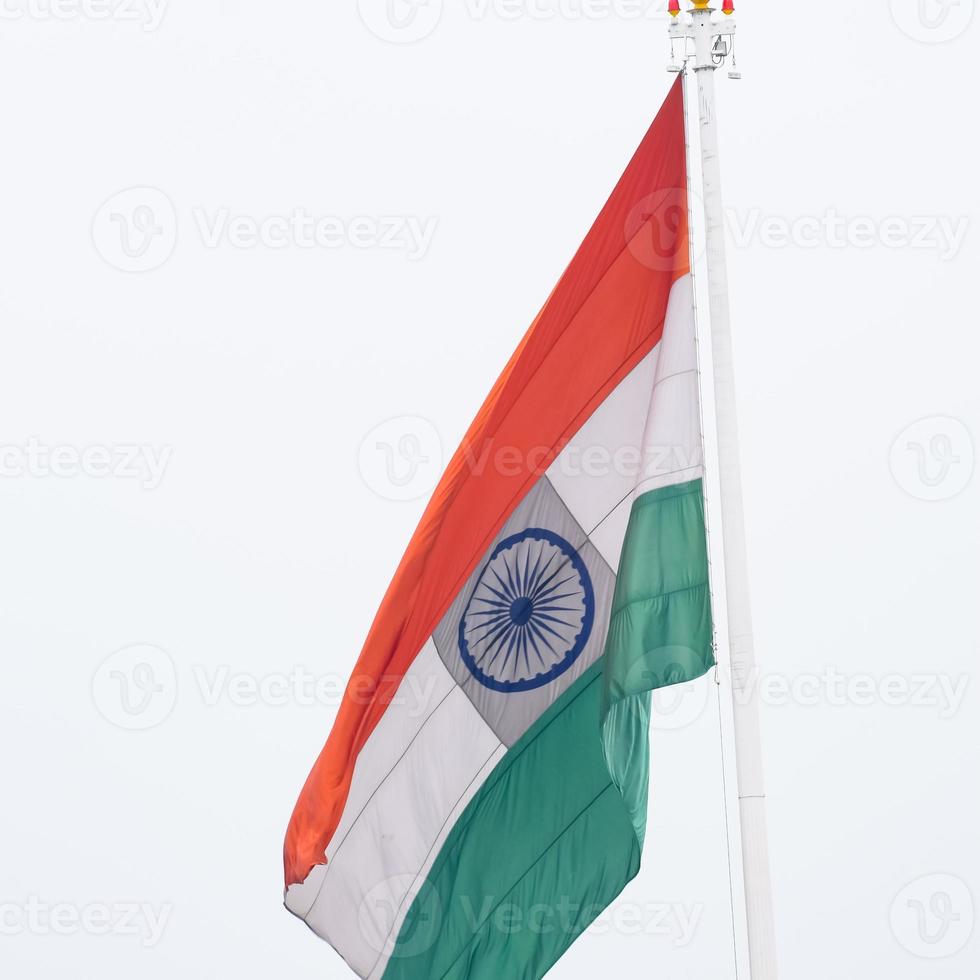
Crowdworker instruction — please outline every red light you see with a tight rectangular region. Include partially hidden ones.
[669,0,681,14]
[722,0,735,13]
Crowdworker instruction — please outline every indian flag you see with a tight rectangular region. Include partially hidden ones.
[284,77,715,979]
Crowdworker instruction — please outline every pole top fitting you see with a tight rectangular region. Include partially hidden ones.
[667,0,739,76]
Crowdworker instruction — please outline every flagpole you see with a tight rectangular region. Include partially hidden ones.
[670,3,779,978]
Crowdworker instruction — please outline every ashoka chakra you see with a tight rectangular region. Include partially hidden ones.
[458,528,595,693]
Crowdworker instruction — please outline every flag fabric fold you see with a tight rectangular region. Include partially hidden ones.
[284,76,714,980]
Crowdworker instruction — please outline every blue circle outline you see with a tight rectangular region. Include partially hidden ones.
[458,527,595,693]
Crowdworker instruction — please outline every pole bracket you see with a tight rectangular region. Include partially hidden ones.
[668,8,740,77]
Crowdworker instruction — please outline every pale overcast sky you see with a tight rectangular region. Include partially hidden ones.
[1,2,977,979]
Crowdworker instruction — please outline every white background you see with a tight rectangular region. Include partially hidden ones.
[1,1,978,978]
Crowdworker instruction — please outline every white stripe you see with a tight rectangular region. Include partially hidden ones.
[548,274,702,568]
[366,745,507,980]
[285,641,458,922]
[545,333,661,542]
[325,641,456,863]
[296,669,500,977]
[632,274,703,499]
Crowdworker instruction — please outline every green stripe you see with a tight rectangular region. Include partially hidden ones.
[601,477,715,846]
[381,662,640,980]
[382,478,713,980]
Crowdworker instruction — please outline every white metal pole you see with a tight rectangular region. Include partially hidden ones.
[681,4,779,978]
